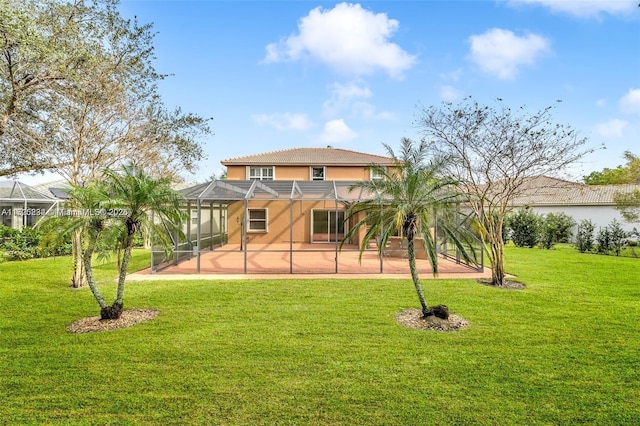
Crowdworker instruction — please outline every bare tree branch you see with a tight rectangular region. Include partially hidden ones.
[417,97,594,286]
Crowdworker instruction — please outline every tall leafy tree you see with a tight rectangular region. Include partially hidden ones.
[417,98,591,287]
[343,138,476,318]
[1,0,71,175]
[586,151,640,228]
[1,0,120,176]
[1,0,210,287]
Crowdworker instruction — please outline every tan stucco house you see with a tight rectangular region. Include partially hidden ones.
[156,147,485,274]
[220,147,395,246]
[162,147,398,273]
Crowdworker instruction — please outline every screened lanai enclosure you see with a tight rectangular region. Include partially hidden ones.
[0,180,60,229]
[150,180,484,275]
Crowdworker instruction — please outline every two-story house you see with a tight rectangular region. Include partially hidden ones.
[219,147,395,246]
[165,147,396,273]
[159,147,484,275]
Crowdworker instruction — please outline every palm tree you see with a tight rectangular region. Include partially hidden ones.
[38,182,114,314]
[101,164,186,319]
[342,138,475,318]
[38,165,186,320]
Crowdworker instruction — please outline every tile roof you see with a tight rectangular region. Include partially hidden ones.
[221,147,395,166]
[510,176,640,206]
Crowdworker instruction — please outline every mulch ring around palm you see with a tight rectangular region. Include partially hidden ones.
[67,309,158,334]
[395,308,469,331]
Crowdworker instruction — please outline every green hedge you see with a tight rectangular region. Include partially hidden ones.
[0,225,72,262]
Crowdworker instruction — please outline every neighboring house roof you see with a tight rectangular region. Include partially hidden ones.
[510,176,640,207]
[221,147,395,166]
[30,178,193,200]
[0,180,60,202]
[31,180,72,199]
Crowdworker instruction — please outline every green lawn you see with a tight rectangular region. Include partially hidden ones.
[1,246,638,425]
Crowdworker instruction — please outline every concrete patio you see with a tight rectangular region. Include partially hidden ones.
[130,243,490,280]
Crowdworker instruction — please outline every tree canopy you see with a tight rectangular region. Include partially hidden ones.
[584,151,640,226]
[1,0,210,180]
[2,0,211,288]
[583,151,640,185]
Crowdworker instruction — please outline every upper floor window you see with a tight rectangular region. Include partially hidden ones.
[311,166,325,181]
[249,166,274,181]
[370,168,385,181]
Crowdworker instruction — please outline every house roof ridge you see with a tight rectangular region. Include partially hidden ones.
[221,147,395,166]
[221,147,295,163]
[585,182,640,189]
[522,175,583,185]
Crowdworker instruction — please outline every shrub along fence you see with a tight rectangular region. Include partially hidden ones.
[505,210,639,257]
[0,225,72,262]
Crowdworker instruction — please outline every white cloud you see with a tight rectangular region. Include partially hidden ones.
[595,98,607,107]
[252,113,313,131]
[468,28,551,80]
[323,81,372,115]
[439,85,463,102]
[319,119,358,143]
[619,88,640,115]
[322,81,394,120]
[508,0,637,18]
[351,102,396,120]
[595,119,628,138]
[263,2,416,78]
[439,69,463,82]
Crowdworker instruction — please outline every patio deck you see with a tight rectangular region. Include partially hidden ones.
[131,243,490,280]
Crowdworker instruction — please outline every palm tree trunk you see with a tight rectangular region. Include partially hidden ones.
[114,233,135,306]
[71,231,88,288]
[82,236,107,311]
[407,236,431,317]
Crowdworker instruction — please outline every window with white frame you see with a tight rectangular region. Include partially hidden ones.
[248,208,267,232]
[370,167,385,181]
[248,166,274,181]
[311,166,325,181]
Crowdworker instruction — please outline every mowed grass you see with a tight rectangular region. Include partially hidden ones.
[1,246,638,425]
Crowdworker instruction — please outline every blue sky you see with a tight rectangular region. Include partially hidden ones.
[21,0,640,184]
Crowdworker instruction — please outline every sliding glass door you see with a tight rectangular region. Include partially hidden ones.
[311,210,345,242]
